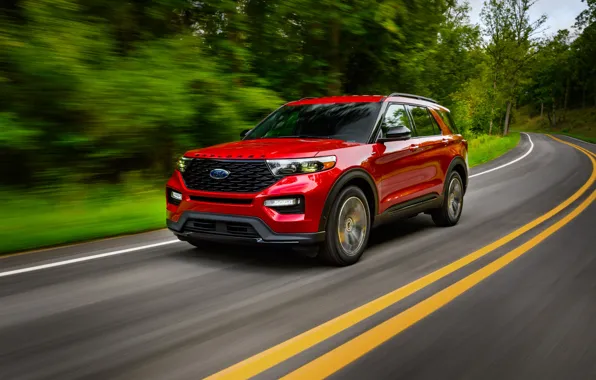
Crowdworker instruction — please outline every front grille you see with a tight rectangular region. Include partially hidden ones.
[182,219,260,238]
[181,159,279,193]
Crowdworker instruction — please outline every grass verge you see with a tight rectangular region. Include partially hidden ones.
[511,107,596,144]
[0,188,165,255]
[557,132,596,144]
[0,134,521,255]
[467,132,521,168]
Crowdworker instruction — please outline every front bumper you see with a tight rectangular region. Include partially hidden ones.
[168,211,326,245]
[167,166,343,235]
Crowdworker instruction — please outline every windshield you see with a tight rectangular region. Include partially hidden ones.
[245,102,382,143]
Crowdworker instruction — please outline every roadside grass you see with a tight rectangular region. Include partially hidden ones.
[0,187,165,255]
[0,134,521,255]
[467,132,521,167]
[511,107,596,144]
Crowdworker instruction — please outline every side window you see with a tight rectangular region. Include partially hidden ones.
[437,109,459,134]
[428,111,443,135]
[382,104,411,136]
[407,106,438,137]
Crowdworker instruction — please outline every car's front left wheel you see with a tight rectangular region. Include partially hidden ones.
[319,186,371,266]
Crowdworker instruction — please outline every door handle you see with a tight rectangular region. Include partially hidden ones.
[409,144,420,151]
[442,138,449,144]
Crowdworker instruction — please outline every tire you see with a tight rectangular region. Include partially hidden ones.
[319,186,371,266]
[431,170,464,227]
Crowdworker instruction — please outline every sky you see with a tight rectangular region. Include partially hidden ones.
[468,0,589,36]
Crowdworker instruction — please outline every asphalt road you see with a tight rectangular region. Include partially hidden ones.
[1,133,595,380]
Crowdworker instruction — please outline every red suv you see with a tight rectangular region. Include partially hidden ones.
[166,93,468,265]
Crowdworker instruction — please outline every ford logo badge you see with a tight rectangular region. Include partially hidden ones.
[210,168,230,179]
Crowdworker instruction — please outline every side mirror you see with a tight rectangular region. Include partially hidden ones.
[380,125,411,142]
[240,129,251,138]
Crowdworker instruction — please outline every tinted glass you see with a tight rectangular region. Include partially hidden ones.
[437,109,459,134]
[407,106,437,137]
[428,111,443,134]
[382,104,410,135]
[245,102,382,143]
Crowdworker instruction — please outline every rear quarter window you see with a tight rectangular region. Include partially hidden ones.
[437,109,459,134]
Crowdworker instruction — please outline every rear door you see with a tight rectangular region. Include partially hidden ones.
[431,107,467,177]
[404,105,445,199]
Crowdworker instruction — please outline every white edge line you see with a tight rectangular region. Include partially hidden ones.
[0,240,180,278]
[558,134,596,146]
[469,132,534,178]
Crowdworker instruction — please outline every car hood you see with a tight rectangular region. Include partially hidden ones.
[184,138,362,160]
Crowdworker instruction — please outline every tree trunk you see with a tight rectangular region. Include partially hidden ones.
[225,1,243,86]
[540,102,544,119]
[300,22,321,95]
[582,84,587,109]
[503,101,512,136]
[488,112,494,135]
[551,96,557,128]
[563,78,570,121]
[488,79,497,135]
[327,19,341,96]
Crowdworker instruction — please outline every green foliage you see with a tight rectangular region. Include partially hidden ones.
[0,0,594,189]
[511,106,596,143]
[0,0,283,186]
[0,186,166,254]
[467,132,521,167]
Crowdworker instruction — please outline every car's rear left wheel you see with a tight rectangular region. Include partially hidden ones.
[319,186,371,266]
[431,170,464,227]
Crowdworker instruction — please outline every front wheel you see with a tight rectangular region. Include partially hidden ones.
[431,171,464,227]
[319,186,371,266]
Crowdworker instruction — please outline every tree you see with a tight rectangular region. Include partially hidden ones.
[481,0,546,135]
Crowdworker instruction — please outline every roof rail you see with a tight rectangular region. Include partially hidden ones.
[387,93,438,104]
[298,97,316,101]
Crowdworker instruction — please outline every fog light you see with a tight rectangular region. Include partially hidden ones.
[264,198,300,207]
[171,191,183,201]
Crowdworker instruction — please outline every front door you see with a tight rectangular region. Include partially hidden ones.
[373,103,425,213]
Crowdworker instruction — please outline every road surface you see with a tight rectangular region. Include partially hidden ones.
[1,133,595,380]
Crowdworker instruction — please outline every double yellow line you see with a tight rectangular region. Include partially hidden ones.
[207,135,596,380]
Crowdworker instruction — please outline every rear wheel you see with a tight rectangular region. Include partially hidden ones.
[431,171,464,227]
[319,186,371,266]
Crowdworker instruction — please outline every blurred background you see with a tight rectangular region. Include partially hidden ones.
[1,0,595,254]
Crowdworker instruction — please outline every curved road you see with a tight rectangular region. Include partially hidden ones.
[1,134,595,380]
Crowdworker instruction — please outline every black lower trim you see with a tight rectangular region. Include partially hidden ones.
[167,211,325,245]
[384,193,439,214]
[189,195,253,205]
[374,193,442,227]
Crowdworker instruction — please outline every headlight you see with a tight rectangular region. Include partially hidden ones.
[177,156,193,173]
[267,156,336,176]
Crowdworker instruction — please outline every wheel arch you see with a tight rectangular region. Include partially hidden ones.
[318,168,379,231]
[447,156,468,194]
